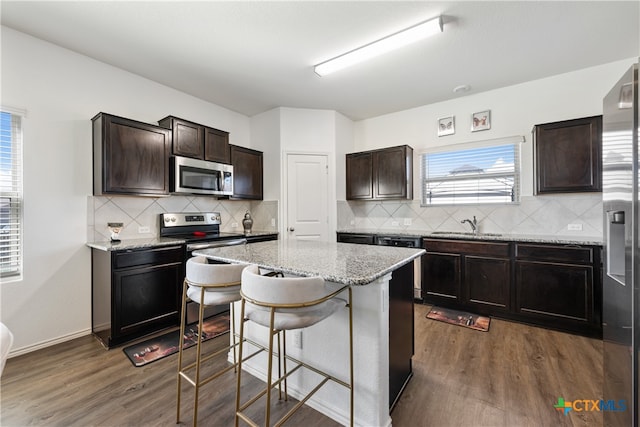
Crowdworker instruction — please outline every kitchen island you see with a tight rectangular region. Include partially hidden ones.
[194,239,425,427]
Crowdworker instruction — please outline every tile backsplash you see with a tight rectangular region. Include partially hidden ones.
[338,194,603,237]
[87,195,278,241]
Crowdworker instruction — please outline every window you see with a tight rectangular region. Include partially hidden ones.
[1,109,23,279]
[421,136,522,206]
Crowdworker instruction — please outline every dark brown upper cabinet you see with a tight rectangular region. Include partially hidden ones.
[158,116,230,164]
[204,127,231,164]
[346,145,413,200]
[346,152,373,199]
[533,115,602,194]
[230,145,263,200]
[93,113,171,196]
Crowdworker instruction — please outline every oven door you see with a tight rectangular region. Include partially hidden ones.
[171,156,233,196]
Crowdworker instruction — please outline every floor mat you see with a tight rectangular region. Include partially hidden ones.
[426,306,490,332]
[123,312,230,367]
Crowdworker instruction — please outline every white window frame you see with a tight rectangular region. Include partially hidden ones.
[1,106,25,281]
[421,135,524,207]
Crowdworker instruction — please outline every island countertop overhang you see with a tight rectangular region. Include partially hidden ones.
[193,240,425,286]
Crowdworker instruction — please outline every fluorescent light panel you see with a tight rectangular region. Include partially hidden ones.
[314,16,443,76]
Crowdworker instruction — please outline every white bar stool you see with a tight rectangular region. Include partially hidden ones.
[235,264,354,427]
[176,256,247,427]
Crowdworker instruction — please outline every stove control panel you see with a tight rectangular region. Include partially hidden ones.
[161,212,221,227]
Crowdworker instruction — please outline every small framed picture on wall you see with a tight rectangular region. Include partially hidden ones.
[438,116,455,136]
[471,110,491,132]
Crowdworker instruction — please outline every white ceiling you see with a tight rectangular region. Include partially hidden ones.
[1,1,638,120]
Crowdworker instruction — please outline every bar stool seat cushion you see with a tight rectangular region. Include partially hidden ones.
[241,265,346,330]
[186,256,245,306]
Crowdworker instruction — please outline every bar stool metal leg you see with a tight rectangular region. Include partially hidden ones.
[176,279,188,424]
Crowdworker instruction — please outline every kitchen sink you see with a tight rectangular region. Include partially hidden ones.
[430,231,503,237]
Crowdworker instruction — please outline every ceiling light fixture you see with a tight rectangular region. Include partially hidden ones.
[314,15,443,77]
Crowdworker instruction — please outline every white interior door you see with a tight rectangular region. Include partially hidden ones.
[286,153,329,241]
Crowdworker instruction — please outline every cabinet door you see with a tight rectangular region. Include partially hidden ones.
[171,118,204,159]
[230,145,263,199]
[95,113,171,196]
[373,146,412,199]
[515,261,593,323]
[113,261,182,341]
[534,115,602,193]
[423,252,462,303]
[346,152,373,199]
[204,127,230,164]
[464,256,511,311]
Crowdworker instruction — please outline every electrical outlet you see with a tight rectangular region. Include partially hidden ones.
[391,221,399,227]
[292,331,303,349]
[232,222,238,228]
[271,218,276,227]
[404,218,412,226]
[567,223,583,231]
[138,226,150,234]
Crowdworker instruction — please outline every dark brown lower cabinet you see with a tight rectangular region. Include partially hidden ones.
[92,245,184,348]
[389,261,414,411]
[465,256,511,312]
[423,252,461,303]
[423,238,602,338]
[515,243,601,337]
[423,239,511,314]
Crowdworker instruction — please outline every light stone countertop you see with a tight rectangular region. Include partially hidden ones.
[337,229,603,246]
[193,239,425,286]
[86,231,278,251]
[86,237,185,251]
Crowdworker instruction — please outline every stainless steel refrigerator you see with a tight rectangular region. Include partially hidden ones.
[603,62,639,426]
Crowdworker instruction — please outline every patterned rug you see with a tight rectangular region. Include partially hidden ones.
[123,312,230,367]
[426,306,490,332]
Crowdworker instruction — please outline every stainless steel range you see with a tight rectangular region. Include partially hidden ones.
[160,212,247,252]
[160,212,247,323]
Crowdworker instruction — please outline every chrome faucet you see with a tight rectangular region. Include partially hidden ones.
[461,216,478,234]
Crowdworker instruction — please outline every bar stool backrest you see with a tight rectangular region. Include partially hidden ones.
[241,264,326,305]
[186,256,246,287]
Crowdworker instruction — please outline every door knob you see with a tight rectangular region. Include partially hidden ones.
[289,227,295,232]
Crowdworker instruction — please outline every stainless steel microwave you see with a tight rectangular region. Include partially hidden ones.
[170,155,233,196]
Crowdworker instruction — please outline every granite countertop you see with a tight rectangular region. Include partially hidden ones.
[337,228,603,246]
[86,231,278,251]
[193,239,425,286]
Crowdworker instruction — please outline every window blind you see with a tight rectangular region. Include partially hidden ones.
[0,110,23,279]
[421,140,521,206]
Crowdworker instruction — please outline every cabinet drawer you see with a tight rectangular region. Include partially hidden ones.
[423,239,510,257]
[337,233,375,245]
[515,244,593,264]
[114,246,184,269]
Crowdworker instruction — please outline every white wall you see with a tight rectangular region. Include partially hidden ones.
[354,58,638,198]
[250,108,281,202]
[0,27,252,354]
[335,113,354,202]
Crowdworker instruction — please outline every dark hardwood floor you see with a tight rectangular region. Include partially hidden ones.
[1,304,602,426]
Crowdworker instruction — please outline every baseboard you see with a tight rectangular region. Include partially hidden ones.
[8,328,92,358]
